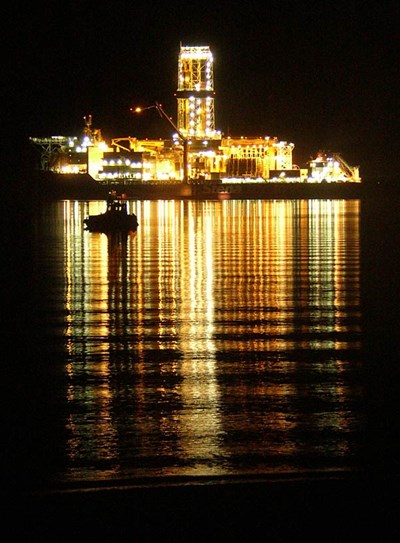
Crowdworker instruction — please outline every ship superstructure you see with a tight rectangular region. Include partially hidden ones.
[308,152,360,183]
[29,44,360,184]
[222,137,298,181]
[30,114,106,175]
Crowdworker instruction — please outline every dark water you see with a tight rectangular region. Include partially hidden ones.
[3,191,400,537]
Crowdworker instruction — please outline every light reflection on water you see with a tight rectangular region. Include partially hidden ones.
[33,199,362,485]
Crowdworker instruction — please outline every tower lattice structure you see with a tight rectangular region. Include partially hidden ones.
[176,45,218,140]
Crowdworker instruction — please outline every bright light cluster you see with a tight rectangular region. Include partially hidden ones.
[177,44,216,139]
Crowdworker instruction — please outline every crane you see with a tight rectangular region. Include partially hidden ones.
[132,102,189,183]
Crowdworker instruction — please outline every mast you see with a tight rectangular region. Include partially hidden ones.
[176,45,217,140]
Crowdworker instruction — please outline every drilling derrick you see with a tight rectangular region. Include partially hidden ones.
[176,45,217,140]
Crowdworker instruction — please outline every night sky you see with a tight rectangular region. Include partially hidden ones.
[4,0,399,180]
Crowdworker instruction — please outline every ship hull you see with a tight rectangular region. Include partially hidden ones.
[32,172,364,201]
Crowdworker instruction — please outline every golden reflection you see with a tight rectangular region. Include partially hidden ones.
[59,198,361,477]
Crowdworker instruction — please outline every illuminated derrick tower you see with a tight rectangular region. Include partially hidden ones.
[176,45,218,140]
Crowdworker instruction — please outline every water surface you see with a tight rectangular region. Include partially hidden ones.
[6,198,373,490]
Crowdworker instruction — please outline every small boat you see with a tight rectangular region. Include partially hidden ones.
[84,192,139,233]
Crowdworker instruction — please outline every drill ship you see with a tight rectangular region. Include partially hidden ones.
[30,45,361,199]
